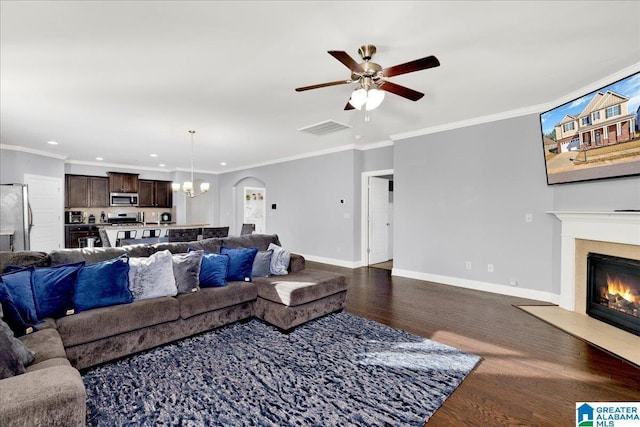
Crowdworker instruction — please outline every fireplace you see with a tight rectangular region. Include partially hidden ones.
[587,253,640,337]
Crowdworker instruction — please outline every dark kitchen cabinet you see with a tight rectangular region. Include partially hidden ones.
[108,172,139,193]
[138,180,154,207]
[65,175,89,208]
[155,181,173,208]
[139,180,173,208]
[65,225,100,248]
[89,177,109,207]
[65,175,109,208]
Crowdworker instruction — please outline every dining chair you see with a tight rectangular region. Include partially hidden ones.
[240,223,256,235]
[202,226,230,239]
[168,228,199,242]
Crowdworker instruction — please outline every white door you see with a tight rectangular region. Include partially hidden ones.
[24,174,63,251]
[368,176,390,264]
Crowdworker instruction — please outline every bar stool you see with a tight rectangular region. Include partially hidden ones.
[116,230,136,246]
[142,229,161,238]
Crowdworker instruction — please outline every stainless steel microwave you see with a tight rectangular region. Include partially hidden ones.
[110,192,139,207]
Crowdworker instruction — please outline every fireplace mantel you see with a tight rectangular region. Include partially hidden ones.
[548,211,640,311]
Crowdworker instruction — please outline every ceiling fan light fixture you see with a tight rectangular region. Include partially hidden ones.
[349,87,385,111]
[365,88,385,110]
[349,88,367,110]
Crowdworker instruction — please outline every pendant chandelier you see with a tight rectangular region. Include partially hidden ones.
[171,130,210,198]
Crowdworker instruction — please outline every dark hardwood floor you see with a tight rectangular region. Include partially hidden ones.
[307,261,640,426]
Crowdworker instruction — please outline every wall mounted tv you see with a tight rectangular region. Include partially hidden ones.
[539,71,640,185]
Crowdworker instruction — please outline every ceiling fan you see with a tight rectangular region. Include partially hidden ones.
[295,44,440,111]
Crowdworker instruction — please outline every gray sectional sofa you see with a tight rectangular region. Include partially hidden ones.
[0,234,349,427]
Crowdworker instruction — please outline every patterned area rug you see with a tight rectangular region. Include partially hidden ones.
[83,312,480,426]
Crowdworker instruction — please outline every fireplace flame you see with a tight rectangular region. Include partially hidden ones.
[607,274,637,303]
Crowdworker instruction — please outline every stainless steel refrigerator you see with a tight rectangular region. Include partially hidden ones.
[0,184,32,251]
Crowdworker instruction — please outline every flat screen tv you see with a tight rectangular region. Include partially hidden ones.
[539,71,640,185]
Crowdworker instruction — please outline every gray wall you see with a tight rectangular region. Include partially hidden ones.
[218,150,357,260]
[392,113,640,295]
[552,175,640,210]
[394,115,557,293]
[358,144,393,172]
[1,149,65,183]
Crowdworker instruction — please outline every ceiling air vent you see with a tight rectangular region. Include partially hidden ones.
[298,120,352,136]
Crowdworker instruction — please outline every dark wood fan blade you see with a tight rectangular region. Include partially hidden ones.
[328,51,364,73]
[382,55,440,77]
[379,80,424,101]
[344,100,355,110]
[295,80,351,92]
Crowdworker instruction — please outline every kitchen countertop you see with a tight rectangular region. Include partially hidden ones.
[95,223,210,229]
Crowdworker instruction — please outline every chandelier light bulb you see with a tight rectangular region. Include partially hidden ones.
[171,130,210,198]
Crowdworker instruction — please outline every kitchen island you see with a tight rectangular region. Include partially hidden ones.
[98,223,213,247]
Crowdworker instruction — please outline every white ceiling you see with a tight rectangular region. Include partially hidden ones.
[1,1,639,173]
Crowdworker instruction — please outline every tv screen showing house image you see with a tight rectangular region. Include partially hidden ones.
[539,71,640,185]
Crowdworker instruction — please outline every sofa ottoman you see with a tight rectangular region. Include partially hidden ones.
[253,268,349,330]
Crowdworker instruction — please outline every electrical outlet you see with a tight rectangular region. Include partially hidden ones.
[465,261,472,270]
[509,279,518,286]
[525,213,533,223]
[487,264,494,273]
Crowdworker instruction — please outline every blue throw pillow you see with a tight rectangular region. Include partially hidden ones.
[31,261,85,319]
[0,268,38,325]
[220,246,259,282]
[74,255,132,312]
[190,249,229,287]
[0,282,37,336]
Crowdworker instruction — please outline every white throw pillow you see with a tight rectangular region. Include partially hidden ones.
[267,243,290,276]
[128,250,177,301]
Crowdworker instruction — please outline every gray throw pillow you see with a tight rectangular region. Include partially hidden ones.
[0,305,35,379]
[172,251,203,294]
[128,250,177,301]
[268,243,290,276]
[252,250,273,277]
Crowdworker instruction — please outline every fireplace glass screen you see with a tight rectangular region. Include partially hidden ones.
[587,253,640,337]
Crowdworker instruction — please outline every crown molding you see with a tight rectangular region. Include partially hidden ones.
[391,62,640,142]
[219,144,358,174]
[0,144,68,160]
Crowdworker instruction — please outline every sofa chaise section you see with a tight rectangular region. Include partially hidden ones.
[1,328,86,427]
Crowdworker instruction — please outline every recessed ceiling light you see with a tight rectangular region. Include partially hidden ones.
[96,157,103,161]
[159,163,166,167]
[47,140,58,145]
[220,162,227,166]
[150,153,158,158]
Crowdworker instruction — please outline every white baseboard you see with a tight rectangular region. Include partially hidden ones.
[392,268,560,305]
[300,254,361,269]
[296,256,560,304]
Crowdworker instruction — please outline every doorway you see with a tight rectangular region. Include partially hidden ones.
[243,187,266,234]
[361,169,393,269]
